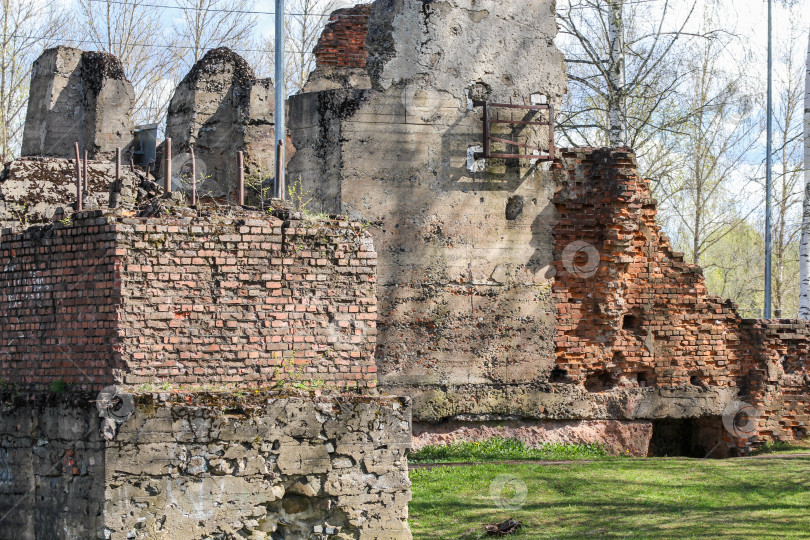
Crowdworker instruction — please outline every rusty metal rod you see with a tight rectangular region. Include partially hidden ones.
[130,157,134,172]
[74,142,82,212]
[115,147,121,192]
[164,138,172,193]
[483,102,490,159]
[237,151,245,205]
[474,101,551,111]
[83,150,89,196]
[190,145,196,206]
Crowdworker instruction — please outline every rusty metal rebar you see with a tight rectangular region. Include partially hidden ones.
[83,150,89,196]
[74,142,82,212]
[237,151,245,206]
[190,145,196,206]
[115,148,121,192]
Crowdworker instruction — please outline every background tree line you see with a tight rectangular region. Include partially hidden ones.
[558,0,808,318]
[0,0,352,161]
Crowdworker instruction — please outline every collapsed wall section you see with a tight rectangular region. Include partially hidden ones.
[0,392,413,540]
[0,211,378,391]
[551,148,810,446]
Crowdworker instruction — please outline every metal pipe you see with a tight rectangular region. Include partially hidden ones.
[276,140,285,200]
[275,0,286,199]
[765,0,773,318]
[237,151,245,205]
[74,142,82,212]
[165,138,172,193]
[190,145,197,206]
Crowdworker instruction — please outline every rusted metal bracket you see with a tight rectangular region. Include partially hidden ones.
[473,100,555,161]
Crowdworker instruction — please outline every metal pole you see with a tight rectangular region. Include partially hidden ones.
[165,138,172,193]
[275,0,286,199]
[190,145,197,206]
[74,142,82,212]
[276,140,285,200]
[237,151,245,205]
[765,0,773,318]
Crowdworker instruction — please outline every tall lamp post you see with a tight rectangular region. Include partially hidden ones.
[275,0,286,200]
[764,0,773,318]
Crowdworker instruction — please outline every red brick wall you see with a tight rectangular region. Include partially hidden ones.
[0,212,378,390]
[551,148,810,443]
[0,212,120,389]
[551,148,745,388]
[313,5,371,69]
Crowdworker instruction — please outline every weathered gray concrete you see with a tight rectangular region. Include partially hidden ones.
[21,46,134,160]
[0,157,145,232]
[288,0,567,406]
[164,48,275,201]
[0,391,413,540]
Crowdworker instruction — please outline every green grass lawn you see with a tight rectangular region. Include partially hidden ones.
[409,437,610,463]
[409,456,810,539]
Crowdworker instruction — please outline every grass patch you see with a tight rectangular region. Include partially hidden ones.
[409,437,610,463]
[409,457,810,538]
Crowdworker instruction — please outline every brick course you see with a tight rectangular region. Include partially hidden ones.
[0,211,377,390]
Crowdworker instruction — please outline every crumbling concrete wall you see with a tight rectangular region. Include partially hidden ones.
[289,0,567,404]
[165,48,275,200]
[0,392,412,540]
[0,211,377,391]
[21,46,134,160]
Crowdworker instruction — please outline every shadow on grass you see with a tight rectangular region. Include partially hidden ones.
[409,458,810,539]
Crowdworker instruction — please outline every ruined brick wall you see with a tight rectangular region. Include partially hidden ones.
[551,148,746,389]
[312,5,372,69]
[551,148,810,444]
[0,392,412,540]
[0,214,120,389]
[0,211,377,391]
[114,214,377,389]
[740,319,810,441]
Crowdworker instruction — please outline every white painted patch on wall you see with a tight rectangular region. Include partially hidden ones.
[530,93,547,105]
[467,146,486,173]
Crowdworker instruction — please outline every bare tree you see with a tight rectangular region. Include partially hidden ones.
[557,0,703,163]
[769,25,805,317]
[171,0,259,71]
[799,31,810,319]
[659,23,760,268]
[0,0,70,161]
[76,0,177,125]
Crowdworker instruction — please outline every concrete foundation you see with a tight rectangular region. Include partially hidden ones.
[0,392,412,540]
